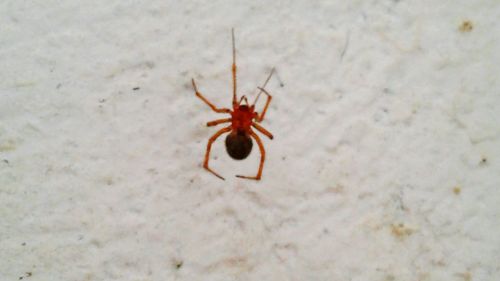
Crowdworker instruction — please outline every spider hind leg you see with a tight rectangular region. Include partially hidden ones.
[235,130,265,180]
[203,126,232,180]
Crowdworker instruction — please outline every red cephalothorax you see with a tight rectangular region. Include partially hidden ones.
[191,29,275,180]
[231,105,256,133]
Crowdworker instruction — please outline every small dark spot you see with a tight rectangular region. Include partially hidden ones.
[175,261,183,269]
[56,83,62,89]
[459,20,473,32]
[274,69,284,87]
[480,157,487,165]
[26,272,32,277]
[189,178,194,183]
[133,87,140,91]
[282,156,286,161]
[19,277,23,280]
[21,242,26,246]
[146,168,158,175]
[3,159,9,164]
[98,99,106,103]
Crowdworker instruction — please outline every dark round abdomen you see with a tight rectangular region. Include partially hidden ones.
[225,132,253,160]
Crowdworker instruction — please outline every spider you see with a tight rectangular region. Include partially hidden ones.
[191,29,275,180]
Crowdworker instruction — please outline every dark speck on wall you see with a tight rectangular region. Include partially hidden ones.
[480,157,487,165]
[459,20,473,32]
[18,272,32,280]
[133,87,140,91]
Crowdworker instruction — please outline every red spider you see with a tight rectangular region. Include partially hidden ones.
[191,29,275,180]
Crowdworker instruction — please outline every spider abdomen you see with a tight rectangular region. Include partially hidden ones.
[225,131,253,160]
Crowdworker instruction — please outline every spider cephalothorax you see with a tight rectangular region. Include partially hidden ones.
[191,29,275,180]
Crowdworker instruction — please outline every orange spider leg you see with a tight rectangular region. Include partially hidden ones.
[252,122,273,139]
[231,28,238,106]
[204,126,232,180]
[255,87,273,122]
[192,79,231,113]
[236,130,266,180]
[207,118,232,127]
[253,68,275,103]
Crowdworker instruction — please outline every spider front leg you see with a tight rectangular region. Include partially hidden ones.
[204,126,232,180]
[236,130,266,180]
[255,87,272,122]
[192,79,231,113]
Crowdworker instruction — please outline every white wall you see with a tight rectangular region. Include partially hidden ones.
[1,1,499,280]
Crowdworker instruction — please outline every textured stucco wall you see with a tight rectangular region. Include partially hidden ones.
[1,1,499,280]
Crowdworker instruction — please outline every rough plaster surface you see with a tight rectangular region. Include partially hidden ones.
[1,1,499,280]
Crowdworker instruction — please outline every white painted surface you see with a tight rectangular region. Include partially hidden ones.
[1,1,499,280]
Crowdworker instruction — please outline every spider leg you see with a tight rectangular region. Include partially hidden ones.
[236,130,266,180]
[231,28,238,106]
[192,79,231,113]
[207,118,232,127]
[204,126,232,180]
[252,122,273,139]
[253,68,275,104]
[254,87,272,122]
